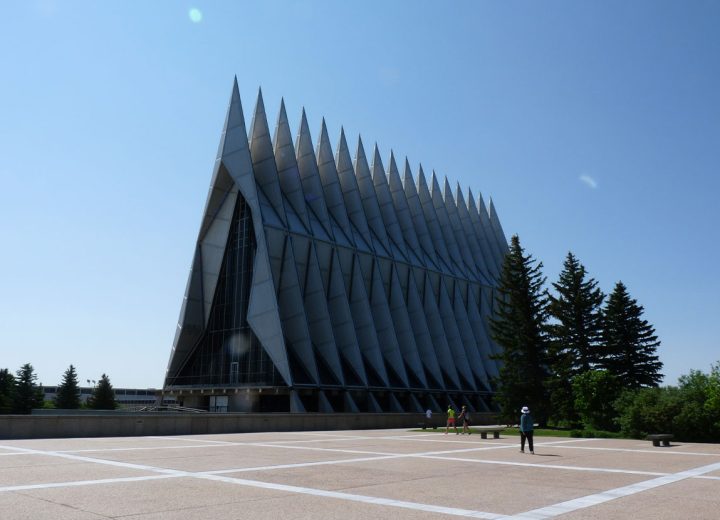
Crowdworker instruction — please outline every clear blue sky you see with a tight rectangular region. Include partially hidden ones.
[1,1,718,388]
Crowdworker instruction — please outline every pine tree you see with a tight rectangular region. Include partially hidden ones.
[87,374,117,410]
[14,363,44,414]
[547,252,605,424]
[55,365,81,409]
[601,281,663,388]
[490,235,551,424]
[0,369,17,414]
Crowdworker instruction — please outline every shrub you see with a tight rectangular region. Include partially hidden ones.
[614,365,720,442]
[573,370,622,431]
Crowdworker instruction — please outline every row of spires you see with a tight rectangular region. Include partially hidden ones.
[219,79,508,285]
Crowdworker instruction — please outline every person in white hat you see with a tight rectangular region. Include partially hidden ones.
[519,406,534,454]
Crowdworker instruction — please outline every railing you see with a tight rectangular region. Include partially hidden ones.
[129,405,208,413]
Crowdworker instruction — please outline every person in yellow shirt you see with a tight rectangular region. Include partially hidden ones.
[445,405,459,435]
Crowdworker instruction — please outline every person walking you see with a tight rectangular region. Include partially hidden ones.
[458,405,472,434]
[519,406,534,454]
[445,405,459,434]
[424,408,433,429]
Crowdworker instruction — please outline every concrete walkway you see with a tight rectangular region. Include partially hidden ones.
[1,429,718,519]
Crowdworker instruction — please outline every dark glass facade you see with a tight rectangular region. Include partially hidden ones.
[166,195,285,388]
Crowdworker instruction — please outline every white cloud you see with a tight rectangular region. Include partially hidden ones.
[579,174,598,189]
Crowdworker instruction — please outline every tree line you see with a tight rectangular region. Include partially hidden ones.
[490,235,719,441]
[0,363,117,413]
[489,236,649,428]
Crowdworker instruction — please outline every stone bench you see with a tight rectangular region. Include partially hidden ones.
[647,434,673,447]
[475,426,503,439]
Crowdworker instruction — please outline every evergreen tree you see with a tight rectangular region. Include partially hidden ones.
[490,235,551,424]
[14,363,44,414]
[547,252,605,424]
[601,281,663,388]
[0,369,17,414]
[87,374,117,410]
[55,365,81,409]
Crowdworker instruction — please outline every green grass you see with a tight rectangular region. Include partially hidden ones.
[411,426,625,438]
[410,426,572,437]
[497,427,572,437]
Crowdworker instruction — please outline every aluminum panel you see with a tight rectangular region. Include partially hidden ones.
[371,147,408,261]
[274,100,311,232]
[316,120,354,244]
[353,137,391,254]
[296,110,333,239]
[335,129,373,248]
[249,89,287,227]
[387,155,421,255]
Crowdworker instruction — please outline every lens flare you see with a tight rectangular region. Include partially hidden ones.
[188,8,203,23]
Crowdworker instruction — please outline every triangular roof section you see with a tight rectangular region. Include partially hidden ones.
[199,185,236,323]
[354,136,391,255]
[489,198,509,254]
[420,272,461,388]
[430,172,467,278]
[476,192,505,274]
[387,156,421,255]
[451,282,491,388]
[367,260,409,387]
[325,248,368,385]
[402,162,438,269]
[387,265,427,387]
[274,99,311,233]
[168,79,291,386]
[276,235,320,384]
[166,243,207,382]
[465,283,499,380]
[296,109,334,239]
[443,177,481,282]
[405,272,445,388]
[416,167,451,270]
[467,188,501,276]
[299,238,345,385]
[248,88,287,228]
[437,276,477,391]
[455,185,493,284]
[371,146,409,262]
[316,120,354,245]
[348,254,390,386]
[335,128,373,248]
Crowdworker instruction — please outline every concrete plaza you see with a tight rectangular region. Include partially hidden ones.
[1,429,718,519]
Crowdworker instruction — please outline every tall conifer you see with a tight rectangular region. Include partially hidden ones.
[88,374,117,410]
[14,363,44,414]
[0,369,17,414]
[55,365,81,409]
[547,252,605,423]
[490,235,550,424]
[601,281,663,388]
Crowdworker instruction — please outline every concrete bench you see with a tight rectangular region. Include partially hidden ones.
[475,427,503,439]
[647,434,673,447]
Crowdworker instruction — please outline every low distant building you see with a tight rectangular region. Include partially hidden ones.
[41,386,175,409]
[164,81,508,413]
